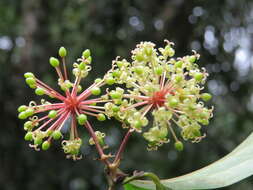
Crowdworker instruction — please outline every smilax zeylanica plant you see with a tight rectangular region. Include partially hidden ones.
[104,40,213,150]
[17,47,115,160]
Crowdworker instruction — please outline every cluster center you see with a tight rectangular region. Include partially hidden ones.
[65,96,80,113]
[150,90,167,107]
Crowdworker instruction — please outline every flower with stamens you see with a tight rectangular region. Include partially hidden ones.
[104,40,213,150]
[18,47,111,160]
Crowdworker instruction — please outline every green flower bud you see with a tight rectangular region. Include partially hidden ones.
[64,80,72,89]
[112,70,120,77]
[168,48,175,57]
[77,114,87,125]
[134,66,144,75]
[29,84,37,89]
[46,130,53,136]
[201,93,212,102]
[194,72,203,82]
[24,121,33,130]
[25,108,34,117]
[18,105,27,112]
[90,131,106,147]
[114,99,122,105]
[189,55,196,63]
[200,119,209,125]
[79,62,86,70]
[49,57,60,67]
[42,141,50,150]
[135,53,144,61]
[95,78,102,83]
[169,97,178,107]
[154,66,163,75]
[175,61,183,68]
[77,85,82,92]
[112,105,119,112]
[193,129,201,137]
[18,112,27,120]
[97,113,106,121]
[86,56,92,64]
[59,47,67,57]
[175,75,183,83]
[165,45,175,57]
[91,87,101,96]
[52,131,62,140]
[134,120,142,129]
[34,138,42,145]
[24,72,34,78]
[106,77,115,85]
[48,110,57,119]
[200,111,209,119]
[174,141,184,151]
[110,91,121,99]
[24,132,33,141]
[35,87,45,96]
[82,49,91,58]
[70,149,80,155]
[144,47,153,56]
[116,61,123,68]
[25,77,36,86]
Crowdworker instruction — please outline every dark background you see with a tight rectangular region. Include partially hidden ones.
[1,0,253,189]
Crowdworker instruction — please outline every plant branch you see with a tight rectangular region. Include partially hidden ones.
[84,120,111,166]
[113,128,133,164]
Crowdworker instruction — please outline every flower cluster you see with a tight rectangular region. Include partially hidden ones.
[17,47,113,160]
[18,40,213,160]
[104,40,213,150]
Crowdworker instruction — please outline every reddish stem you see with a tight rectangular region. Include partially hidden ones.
[80,98,112,105]
[80,110,98,117]
[35,78,66,101]
[36,109,66,131]
[34,104,65,114]
[55,66,64,82]
[62,57,68,81]
[122,100,149,111]
[113,128,133,164]
[77,81,105,103]
[79,106,105,113]
[84,121,110,166]
[49,110,71,131]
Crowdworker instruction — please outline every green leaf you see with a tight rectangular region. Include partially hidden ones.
[129,132,253,190]
[124,183,149,190]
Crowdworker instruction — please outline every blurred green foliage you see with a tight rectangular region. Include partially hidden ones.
[1,0,253,189]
